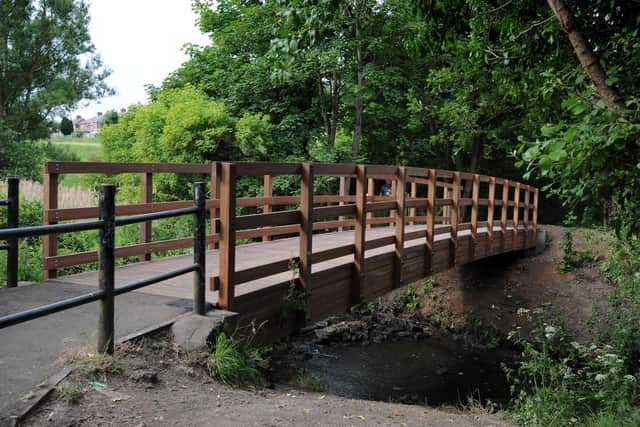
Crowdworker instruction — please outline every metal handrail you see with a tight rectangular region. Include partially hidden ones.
[0,182,208,355]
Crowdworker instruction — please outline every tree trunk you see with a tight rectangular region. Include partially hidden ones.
[546,0,625,110]
[353,17,363,157]
[329,71,339,146]
[461,137,484,221]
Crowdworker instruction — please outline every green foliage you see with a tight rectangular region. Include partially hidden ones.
[100,110,119,127]
[0,0,111,177]
[510,321,639,426]
[207,331,270,386]
[559,230,594,273]
[405,286,420,313]
[60,117,74,136]
[511,238,640,425]
[521,97,640,239]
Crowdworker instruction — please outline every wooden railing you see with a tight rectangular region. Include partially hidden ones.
[208,162,538,313]
[43,162,538,316]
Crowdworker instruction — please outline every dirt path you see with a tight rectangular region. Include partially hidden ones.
[22,332,510,426]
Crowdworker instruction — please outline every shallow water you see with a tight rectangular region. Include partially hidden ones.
[275,334,517,406]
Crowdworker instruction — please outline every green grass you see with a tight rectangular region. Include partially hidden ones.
[39,137,102,187]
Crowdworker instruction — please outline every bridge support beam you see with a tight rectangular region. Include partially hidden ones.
[299,163,313,319]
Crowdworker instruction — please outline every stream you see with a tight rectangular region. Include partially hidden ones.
[273,331,519,406]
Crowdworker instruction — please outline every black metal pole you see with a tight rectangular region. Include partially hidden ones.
[7,177,19,288]
[97,184,116,355]
[193,182,206,315]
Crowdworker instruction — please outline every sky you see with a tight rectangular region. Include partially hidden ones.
[72,0,209,119]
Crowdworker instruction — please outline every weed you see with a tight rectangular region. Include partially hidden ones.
[559,230,594,272]
[405,286,420,313]
[293,369,325,392]
[56,382,83,405]
[65,345,125,378]
[207,331,270,386]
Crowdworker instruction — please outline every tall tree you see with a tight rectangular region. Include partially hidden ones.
[0,0,111,175]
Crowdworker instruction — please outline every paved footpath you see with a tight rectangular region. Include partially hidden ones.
[0,281,190,416]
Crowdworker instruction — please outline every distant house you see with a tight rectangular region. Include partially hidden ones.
[73,112,103,137]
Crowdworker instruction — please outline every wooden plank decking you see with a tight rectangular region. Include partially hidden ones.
[47,224,525,305]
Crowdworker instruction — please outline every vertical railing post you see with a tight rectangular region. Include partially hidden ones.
[211,163,221,249]
[366,177,373,229]
[262,174,272,242]
[43,165,58,279]
[513,182,521,247]
[487,177,496,255]
[140,172,153,261]
[390,179,397,226]
[501,180,509,252]
[193,182,207,315]
[409,181,417,225]
[338,176,348,231]
[523,186,530,248]
[393,167,406,288]
[6,177,19,288]
[218,163,236,309]
[533,188,539,236]
[449,172,460,267]
[97,184,116,355]
[425,169,436,275]
[470,174,479,261]
[299,163,313,319]
[353,165,368,304]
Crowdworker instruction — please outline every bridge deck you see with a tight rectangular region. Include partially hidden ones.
[48,224,513,305]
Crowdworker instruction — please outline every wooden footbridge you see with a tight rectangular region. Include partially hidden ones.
[2,161,538,343]
[41,161,537,324]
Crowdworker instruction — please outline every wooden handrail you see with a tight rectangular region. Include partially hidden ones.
[42,161,538,308]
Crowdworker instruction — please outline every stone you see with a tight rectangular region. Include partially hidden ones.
[171,310,238,352]
[129,369,159,384]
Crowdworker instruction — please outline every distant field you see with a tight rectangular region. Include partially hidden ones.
[40,137,103,188]
[46,137,102,162]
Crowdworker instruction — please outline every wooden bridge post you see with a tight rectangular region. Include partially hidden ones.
[262,174,273,241]
[425,169,436,275]
[470,174,479,261]
[140,172,153,261]
[523,186,530,248]
[450,172,460,267]
[43,166,58,279]
[366,177,373,229]
[501,179,509,252]
[393,167,407,289]
[338,176,348,232]
[409,181,417,225]
[533,188,539,237]
[218,162,237,310]
[487,177,496,255]
[211,162,221,250]
[513,182,521,247]
[353,165,368,304]
[299,163,313,311]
